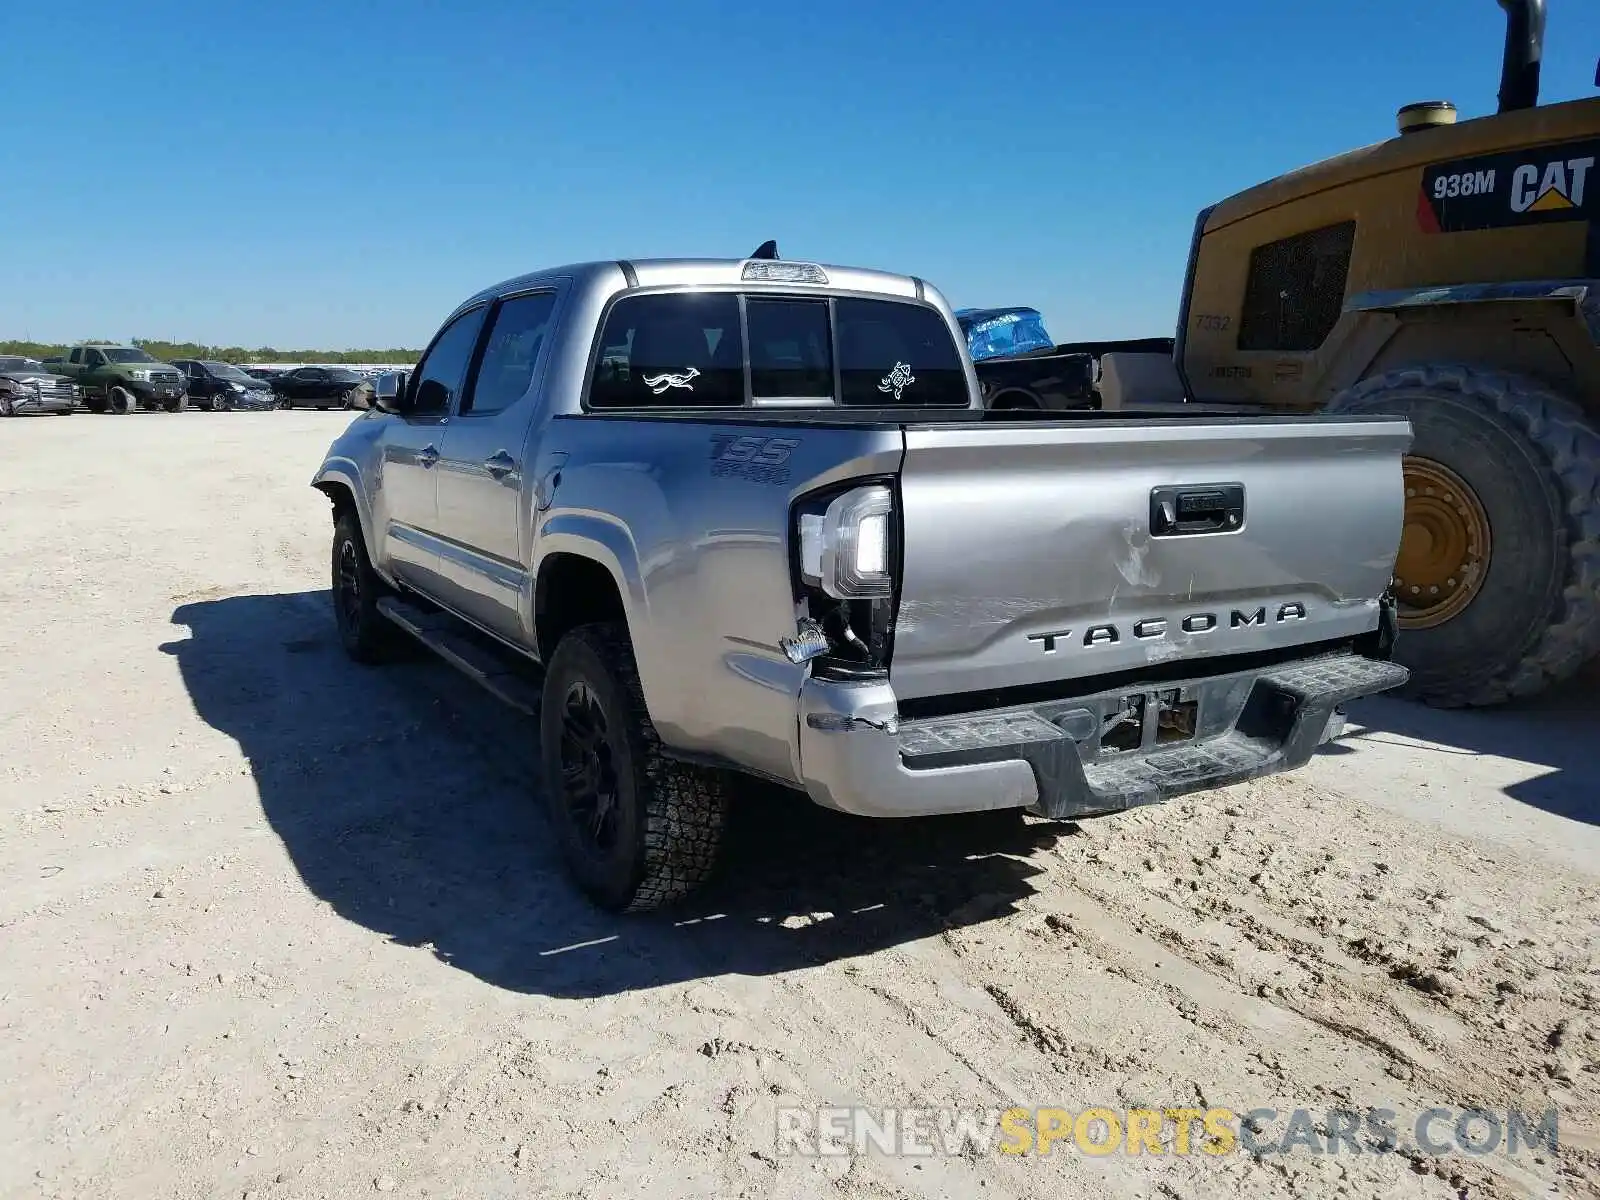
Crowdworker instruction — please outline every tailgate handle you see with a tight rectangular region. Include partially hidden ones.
[1150,483,1244,537]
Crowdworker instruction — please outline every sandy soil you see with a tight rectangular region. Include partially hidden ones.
[1,411,1596,1200]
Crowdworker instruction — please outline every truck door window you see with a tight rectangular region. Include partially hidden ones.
[410,306,488,415]
[747,298,832,399]
[587,293,743,409]
[87,350,106,367]
[465,292,557,416]
[69,348,82,364]
[835,299,968,407]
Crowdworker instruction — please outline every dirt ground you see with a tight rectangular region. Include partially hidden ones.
[1,412,1596,1200]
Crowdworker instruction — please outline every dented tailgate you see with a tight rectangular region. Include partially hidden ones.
[889,416,1412,701]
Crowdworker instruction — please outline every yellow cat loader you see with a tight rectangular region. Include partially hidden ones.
[1176,0,1600,707]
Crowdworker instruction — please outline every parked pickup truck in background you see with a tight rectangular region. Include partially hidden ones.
[313,250,1414,913]
[0,356,79,417]
[47,343,188,413]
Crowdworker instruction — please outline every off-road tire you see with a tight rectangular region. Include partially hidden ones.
[0,394,13,418]
[540,622,729,913]
[1328,364,1600,707]
[106,385,135,415]
[162,394,187,413]
[330,508,407,664]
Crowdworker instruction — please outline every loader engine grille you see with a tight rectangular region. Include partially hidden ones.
[1237,221,1356,353]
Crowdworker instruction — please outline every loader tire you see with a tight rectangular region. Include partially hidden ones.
[1328,364,1600,707]
[541,622,729,913]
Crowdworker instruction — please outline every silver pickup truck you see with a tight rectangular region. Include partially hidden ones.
[312,251,1412,913]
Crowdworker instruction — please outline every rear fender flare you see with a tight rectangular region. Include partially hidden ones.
[534,517,670,719]
[533,516,646,638]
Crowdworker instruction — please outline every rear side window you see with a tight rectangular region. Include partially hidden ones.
[836,298,967,407]
[588,293,743,409]
[467,291,557,415]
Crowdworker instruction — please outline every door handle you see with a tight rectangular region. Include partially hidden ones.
[418,444,440,468]
[483,450,518,478]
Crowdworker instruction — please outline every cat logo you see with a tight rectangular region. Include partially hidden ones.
[1420,137,1600,233]
[1510,155,1594,213]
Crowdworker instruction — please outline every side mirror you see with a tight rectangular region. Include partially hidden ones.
[1059,352,1098,403]
[374,370,411,414]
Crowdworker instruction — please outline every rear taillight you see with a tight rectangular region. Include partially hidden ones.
[785,482,899,676]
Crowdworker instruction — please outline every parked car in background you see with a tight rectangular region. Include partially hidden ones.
[169,359,278,411]
[50,344,188,413]
[272,366,374,410]
[0,355,78,417]
[242,367,283,383]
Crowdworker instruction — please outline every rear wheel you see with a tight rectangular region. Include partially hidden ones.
[540,623,729,912]
[1328,364,1600,707]
[0,394,14,418]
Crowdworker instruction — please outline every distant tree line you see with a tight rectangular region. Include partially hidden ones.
[0,337,420,365]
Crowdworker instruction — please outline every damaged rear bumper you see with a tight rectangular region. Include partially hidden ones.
[797,650,1408,820]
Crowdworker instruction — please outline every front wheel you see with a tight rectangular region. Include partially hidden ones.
[1329,364,1600,707]
[0,394,14,418]
[211,392,232,413]
[331,508,407,664]
[106,385,135,415]
[540,623,730,913]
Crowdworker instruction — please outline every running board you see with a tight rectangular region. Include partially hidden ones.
[376,596,542,717]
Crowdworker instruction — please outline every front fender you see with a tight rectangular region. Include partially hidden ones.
[311,457,388,585]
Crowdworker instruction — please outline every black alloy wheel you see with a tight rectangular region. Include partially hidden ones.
[558,680,623,857]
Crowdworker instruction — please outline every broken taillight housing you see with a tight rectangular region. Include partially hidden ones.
[786,481,900,676]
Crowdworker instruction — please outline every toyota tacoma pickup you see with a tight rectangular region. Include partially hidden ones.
[312,250,1413,913]
[51,343,188,413]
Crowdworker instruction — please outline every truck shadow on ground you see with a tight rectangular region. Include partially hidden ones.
[163,590,1065,998]
[1328,668,1599,826]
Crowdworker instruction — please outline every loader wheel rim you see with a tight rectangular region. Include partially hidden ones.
[1393,456,1491,629]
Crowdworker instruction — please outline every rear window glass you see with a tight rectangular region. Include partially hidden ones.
[588,293,743,409]
[585,291,968,409]
[836,297,967,407]
[747,298,831,398]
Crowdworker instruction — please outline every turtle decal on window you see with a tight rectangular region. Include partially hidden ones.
[877,361,915,401]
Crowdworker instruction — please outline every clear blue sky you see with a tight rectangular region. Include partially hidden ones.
[3,0,1597,349]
